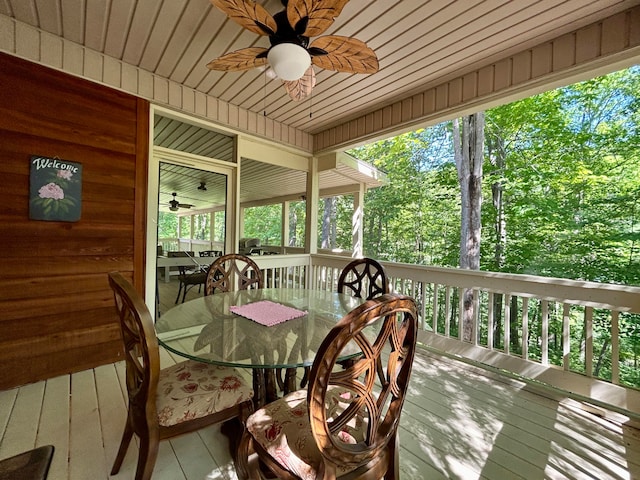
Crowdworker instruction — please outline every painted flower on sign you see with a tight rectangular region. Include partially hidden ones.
[38,182,65,200]
[57,169,73,180]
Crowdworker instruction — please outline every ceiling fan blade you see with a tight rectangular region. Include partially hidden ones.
[310,35,379,74]
[287,0,349,37]
[210,0,277,36]
[207,47,269,71]
[282,66,316,101]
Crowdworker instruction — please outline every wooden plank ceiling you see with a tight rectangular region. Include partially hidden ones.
[1,0,635,136]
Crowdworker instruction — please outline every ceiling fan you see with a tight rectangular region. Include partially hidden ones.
[167,192,195,211]
[206,0,379,101]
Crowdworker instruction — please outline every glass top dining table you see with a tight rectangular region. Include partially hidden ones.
[155,288,367,406]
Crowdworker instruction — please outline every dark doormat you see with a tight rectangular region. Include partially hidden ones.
[0,445,54,480]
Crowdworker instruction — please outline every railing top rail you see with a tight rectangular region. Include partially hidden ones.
[310,254,640,312]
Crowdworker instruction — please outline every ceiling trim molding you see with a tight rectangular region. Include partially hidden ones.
[313,5,640,154]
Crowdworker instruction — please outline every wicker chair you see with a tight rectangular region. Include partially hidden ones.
[244,294,418,480]
[205,253,263,294]
[108,272,254,480]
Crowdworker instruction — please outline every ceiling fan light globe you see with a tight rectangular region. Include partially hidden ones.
[267,43,311,81]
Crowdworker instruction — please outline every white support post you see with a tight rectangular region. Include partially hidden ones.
[305,156,319,255]
[282,200,290,252]
[352,183,365,257]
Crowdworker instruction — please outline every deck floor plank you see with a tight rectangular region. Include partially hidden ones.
[0,388,17,449]
[198,424,240,480]
[171,431,223,480]
[69,369,109,479]
[38,375,70,480]
[1,347,639,479]
[0,380,44,458]
[94,363,136,479]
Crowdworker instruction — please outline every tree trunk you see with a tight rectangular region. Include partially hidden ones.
[493,293,503,348]
[321,197,333,249]
[594,338,610,377]
[289,207,297,247]
[510,295,520,353]
[453,112,485,342]
[330,198,336,247]
[487,132,507,270]
[487,122,507,348]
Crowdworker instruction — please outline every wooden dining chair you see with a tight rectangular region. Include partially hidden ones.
[338,257,389,300]
[108,272,254,480]
[205,253,263,295]
[294,257,389,389]
[244,293,418,480]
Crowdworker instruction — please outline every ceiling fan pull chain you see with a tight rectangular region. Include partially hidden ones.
[263,68,267,117]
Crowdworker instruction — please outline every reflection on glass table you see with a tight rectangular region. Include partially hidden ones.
[155,288,368,407]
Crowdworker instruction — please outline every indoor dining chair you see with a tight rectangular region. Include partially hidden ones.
[205,253,263,294]
[108,272,254,480]
[243,293,418,480]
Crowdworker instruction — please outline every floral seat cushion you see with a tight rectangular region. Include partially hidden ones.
[246,388,367,480]
[156,360,253,427]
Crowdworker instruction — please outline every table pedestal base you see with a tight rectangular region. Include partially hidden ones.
[251,367,300,408]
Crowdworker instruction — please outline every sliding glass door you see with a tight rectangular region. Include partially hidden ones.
[146,155,235,319]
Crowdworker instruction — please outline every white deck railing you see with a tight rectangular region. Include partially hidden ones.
[251,253,640,420]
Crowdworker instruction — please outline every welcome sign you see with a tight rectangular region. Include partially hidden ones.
[29,155,82,222]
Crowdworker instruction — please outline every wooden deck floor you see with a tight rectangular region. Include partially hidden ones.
[156,274,205,320]
[1,346,639,479]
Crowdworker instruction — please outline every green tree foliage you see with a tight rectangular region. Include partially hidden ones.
[243,204,282,245]
[289,200,306,247]
[350,67,640,283]
[192,213,210,240]
[212,211,225,242]
[318,196,353,250]
[350,127,460,264]
[158,212,178,238]
[484,68,640,284]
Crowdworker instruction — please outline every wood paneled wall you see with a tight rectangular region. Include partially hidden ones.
[0,53,148,390]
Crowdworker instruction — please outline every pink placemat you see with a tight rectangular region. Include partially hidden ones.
[229,300,307,326]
